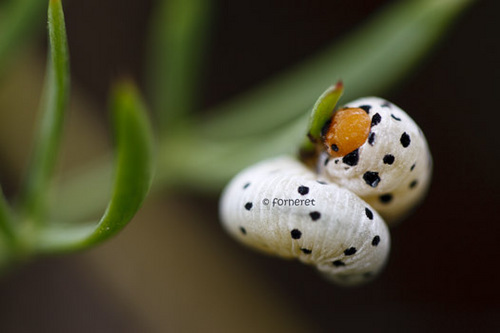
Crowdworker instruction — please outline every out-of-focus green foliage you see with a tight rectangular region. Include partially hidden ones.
[198,0,474,139]
[147,0,213,136]
[0,0,154,269]
[0,0,46,75]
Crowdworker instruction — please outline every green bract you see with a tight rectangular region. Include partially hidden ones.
[308,82,344,142]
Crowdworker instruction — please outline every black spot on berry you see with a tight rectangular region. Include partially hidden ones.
[324,157,330,166]
[243,182,250,189]
[334,159,339,164]
[333,260,345,267]
[309,211,321,221]
[240,227,247,235]
[379,194,393,204]
[365,207,374,220]
[410,163,416,171]
[331,144,339,152]
[342,149,359,166]
[372,235,380,246]
[409,180,418,189]
[383,154,395,165]
[298,186,309,195]
[363,171,381,187]
[291,229,302,239]
[244,202,253,211]
[381,102,391,108]
[371,113,381,127]
[400,132,411,147]
[368,132,376,145]
[316,180,327,185]
[344,247,357,256]
[391,114,401,121]
[359,105,371,113]
[301,248,312,254]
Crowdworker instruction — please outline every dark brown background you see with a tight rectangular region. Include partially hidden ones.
[0,0,499,332]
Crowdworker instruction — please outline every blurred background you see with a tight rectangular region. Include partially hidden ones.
[0,0,499,332]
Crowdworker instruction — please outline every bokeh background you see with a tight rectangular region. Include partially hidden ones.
[0,0,499,332]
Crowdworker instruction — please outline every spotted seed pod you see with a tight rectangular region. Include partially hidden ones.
[220,156,390,286]
[219,84,432,286]
[318,97,432,224]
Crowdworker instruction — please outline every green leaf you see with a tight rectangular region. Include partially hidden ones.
[147,0,213,135]
[307,82,344,142]
[297,82,344,159]
[0,0,46,75]
[199,0,474,139]
[36,81,155,253]
[18,0,70,223]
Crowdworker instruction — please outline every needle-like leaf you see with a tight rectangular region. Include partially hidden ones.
[36,81,155,253]
[19,0,69,223]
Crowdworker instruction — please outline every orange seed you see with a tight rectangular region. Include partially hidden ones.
[324,107,371,157]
